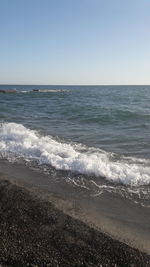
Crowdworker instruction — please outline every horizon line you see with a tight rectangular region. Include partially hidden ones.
[0,83,150,86]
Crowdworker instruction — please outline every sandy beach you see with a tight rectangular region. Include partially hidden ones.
[0,173,150,267]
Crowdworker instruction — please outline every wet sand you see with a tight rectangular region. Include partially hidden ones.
[0,174,150,266]
[0,160,150,255]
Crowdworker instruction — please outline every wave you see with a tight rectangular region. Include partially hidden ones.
[0,122,150,186]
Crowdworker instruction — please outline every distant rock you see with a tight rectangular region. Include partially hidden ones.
[0,89,69,94]
[0,89,18,93]
[32,89,69,92]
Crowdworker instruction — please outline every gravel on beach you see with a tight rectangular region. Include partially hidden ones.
[0,177,150,267]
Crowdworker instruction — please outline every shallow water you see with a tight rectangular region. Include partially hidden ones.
[0,85,150,207]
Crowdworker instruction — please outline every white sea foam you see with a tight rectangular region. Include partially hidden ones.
[0,122,150,186]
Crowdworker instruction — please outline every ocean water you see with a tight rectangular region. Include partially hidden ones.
[0,85,150,207]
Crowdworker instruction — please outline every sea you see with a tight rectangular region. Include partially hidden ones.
[0,85,150,209]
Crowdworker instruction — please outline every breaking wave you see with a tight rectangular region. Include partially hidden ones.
[0,122,150,186]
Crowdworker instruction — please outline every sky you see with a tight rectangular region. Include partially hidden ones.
[0,0,150,85]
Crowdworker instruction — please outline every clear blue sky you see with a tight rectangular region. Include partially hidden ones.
[0,0,150,85]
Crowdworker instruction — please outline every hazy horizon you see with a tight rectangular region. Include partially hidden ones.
[1,84,150,86]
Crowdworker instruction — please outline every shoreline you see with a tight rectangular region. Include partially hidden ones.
[0,174,150,266]
[0,160,150,254]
